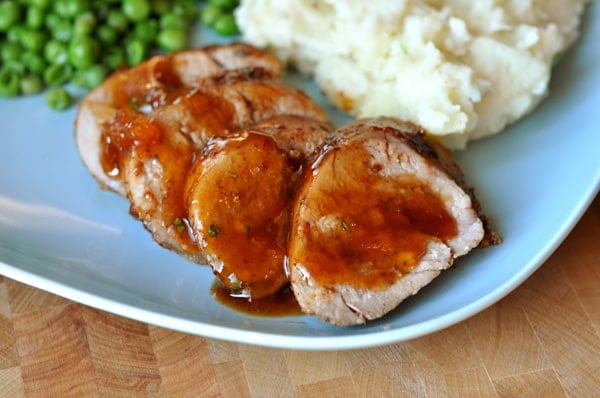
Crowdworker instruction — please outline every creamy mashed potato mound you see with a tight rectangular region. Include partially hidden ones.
[236,0,588,148]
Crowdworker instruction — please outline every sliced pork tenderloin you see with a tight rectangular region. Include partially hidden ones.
[185,115,332,298]
[74,43,282,196]
[288,117,498,326]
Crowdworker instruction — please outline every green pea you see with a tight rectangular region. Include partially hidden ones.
[89,64,109,87]
[1,42,23,63]
[107,9,129,32]
[21,51,47,74]
[97,25,118,46]
[44,63,73,86]
[73,64,108,89]
[0,67,21,97]
[18,28,47,52]
[71,69,85,88]
[151,0,170,15]
[172,0,198,20]
[212,14,239,36]
[208,0,238,12]
[53,0,88,19]
[25,6,46,29]
[157,28,187,52]
[201,5,222,27]
[6,25,24,44]
[44,40,69,65]
[44,13,61,30]
[91,2,110,20]
[126,38,147,66]
[4,59,26,75]
[20,74,44,95]
[104,46,125,70]
[74,12,96,37]
[45,87,73,110]
[51,19,74,43]
[68,37,99,69]
[160,13,188,30]
[122,0,151,23]
[134,20,158,43]
[28,0,51,10]
[0,1,22,33]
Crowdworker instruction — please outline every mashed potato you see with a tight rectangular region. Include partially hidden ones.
[236,0,588,148]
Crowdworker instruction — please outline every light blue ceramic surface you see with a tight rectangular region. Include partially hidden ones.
[0,5,598,350]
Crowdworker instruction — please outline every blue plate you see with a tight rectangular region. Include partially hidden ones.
[0,5,598,350]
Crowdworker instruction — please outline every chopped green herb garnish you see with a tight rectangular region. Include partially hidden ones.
[230,280,243,291]
[128,97,150,111]
[341,219,351,233]
[207,224,221,237]
[172,217,185,233]
[128,97,141,109]
[228,171,238,179]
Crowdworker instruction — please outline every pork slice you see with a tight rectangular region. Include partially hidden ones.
[118,77,331,261]
[185,115,332,298]
[74,44,283,197]
[288,117,496,326]
[144,75,330,149]
[121,122,203,262]
[208,43,282,75]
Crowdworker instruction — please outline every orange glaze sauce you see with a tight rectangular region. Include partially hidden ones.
[100,72,243,255]
[101,108,200,252]
[108,55,184,109]
[292,141,458,290]
[211,281,302,317]
[188,133,298,299]
[99,52,190,178]
[101,107,162,177]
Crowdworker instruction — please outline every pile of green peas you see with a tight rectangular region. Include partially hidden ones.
[0,0,241,110]
[201,0,239,36]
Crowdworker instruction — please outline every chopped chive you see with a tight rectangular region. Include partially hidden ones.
[207,224,221,237]
[341,219,350,233]
[172,217,185,233]
[128,97,150,111]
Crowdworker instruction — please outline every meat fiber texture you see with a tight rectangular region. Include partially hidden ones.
[236,0,589,149]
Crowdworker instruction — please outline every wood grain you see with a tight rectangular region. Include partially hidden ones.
[0,194,598,397]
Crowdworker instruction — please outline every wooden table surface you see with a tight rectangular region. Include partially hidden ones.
[0,194,598,397]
